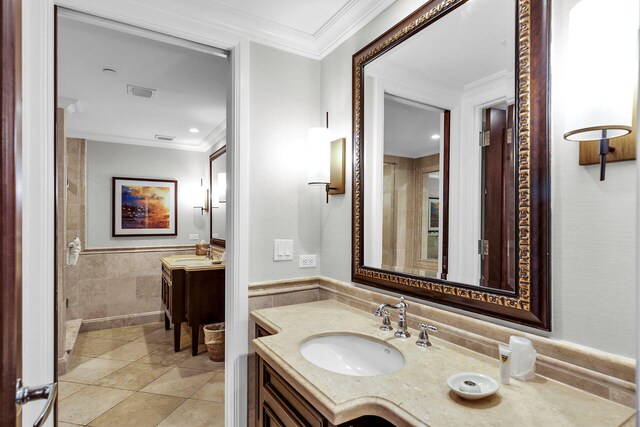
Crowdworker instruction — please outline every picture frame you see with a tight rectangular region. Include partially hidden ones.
[112,177,178,237]
[428,197,439,232]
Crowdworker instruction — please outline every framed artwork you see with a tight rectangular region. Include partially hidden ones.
[428,197,440,232]
[112,177,177,237]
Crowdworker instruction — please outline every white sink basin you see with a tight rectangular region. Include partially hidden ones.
[300,335,404,377]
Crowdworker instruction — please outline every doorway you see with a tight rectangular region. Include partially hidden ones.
[55,9,229,425]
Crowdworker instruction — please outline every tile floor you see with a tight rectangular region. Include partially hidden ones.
[59,322,224,426]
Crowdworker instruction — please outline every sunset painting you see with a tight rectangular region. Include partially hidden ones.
[113,177,177,236]
[121,185,171,229]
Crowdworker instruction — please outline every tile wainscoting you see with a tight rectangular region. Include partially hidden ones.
[68,246,196,330]
[247,276,636,418]
[58,246,197,375]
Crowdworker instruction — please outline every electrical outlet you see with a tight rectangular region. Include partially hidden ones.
[299,254,317,268]
[189,234,199,240]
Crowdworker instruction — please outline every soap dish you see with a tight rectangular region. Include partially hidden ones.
[447,373,499,400]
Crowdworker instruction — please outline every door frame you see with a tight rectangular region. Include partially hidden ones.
[1,0,22,424]
[22,1,250,425]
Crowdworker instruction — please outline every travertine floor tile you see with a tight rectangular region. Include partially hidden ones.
[58,385,133,425]
[157,399,224,427]
[84,323,163,341]
[68,354,92,370]
[74,337,128,358]
[191,370,225,402]
[59,381,88,401]
[75,333,98,345]
[97,342,163,362]
[141,367,215,398]
[88,392,184,427]
[63,322,225,425]
[60,358,131,385]
[136,346,193,367]
[178,352,224,372]
[95,362,173,390]
[132,328,174,345]
[132,327,190,346]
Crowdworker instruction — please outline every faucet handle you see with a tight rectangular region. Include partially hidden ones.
[416,323,438,347]
[378,310,393,331]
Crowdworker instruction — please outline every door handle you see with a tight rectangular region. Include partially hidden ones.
[15,379,58,427]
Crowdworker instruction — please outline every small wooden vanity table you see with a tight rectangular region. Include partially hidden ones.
[161,255,225,356]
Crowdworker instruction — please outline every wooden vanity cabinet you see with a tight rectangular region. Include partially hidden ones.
[184,268,225,355]
[162,262,225,356]
[162,263,186,352]
[255,326,394,427]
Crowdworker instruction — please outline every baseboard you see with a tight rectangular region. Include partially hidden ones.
[79,311,164,332]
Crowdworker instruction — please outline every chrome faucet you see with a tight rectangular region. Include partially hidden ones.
[375,296,410,338]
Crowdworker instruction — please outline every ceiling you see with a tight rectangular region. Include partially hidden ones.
[182,0,397,58]
[378,0,516,90]
[58,14,228,152]
[384,95,442,159]
[57,1,398,151]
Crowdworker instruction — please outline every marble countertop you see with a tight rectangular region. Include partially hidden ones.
[160,255,225,272]
[251,300,635,427]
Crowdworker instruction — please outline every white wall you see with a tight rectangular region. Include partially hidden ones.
[248,42,323,281]
[319,0,637,358]
[86,140,210,247]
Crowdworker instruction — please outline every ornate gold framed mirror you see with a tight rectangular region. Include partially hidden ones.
[352,0,550,329]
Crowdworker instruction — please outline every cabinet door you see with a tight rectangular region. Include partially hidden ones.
[263,403,285,427]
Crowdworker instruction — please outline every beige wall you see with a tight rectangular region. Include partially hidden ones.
[66,248,191,324]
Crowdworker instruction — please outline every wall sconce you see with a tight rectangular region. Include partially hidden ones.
[217,173,227,203]
[563,0,638,181]
[307,113,345,203]
[193,178,209,214]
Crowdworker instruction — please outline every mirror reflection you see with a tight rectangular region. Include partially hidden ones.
[210,148,227,244]
[380,95,448,279]
[363,0,516,289]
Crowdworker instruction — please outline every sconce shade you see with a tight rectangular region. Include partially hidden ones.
[193,178,209,214]
[307,127,331,184]
[217,173,227,203]
[564,0,638,141]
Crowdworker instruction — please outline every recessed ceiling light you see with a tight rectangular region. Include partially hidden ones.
[102,68,117,75]
[431,134,440,139]
[189,128,200,134]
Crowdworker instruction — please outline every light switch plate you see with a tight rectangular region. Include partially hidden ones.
[274,239,294,261]
[189,234,199,240]
[299,255,317,268]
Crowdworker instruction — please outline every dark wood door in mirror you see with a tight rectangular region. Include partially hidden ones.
[352,0,550,330]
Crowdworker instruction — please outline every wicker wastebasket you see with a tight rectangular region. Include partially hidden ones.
[204,322,225,362]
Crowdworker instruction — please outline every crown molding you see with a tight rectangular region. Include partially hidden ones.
[130,0,396,59]
[68,130,210,152]
[199,120,226,151]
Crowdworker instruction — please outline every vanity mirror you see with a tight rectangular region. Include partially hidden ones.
[210,146,226,247]
[352,0,550,329]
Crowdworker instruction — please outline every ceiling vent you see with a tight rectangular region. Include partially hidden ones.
[155,134,175,142]
[127,84,157,99]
